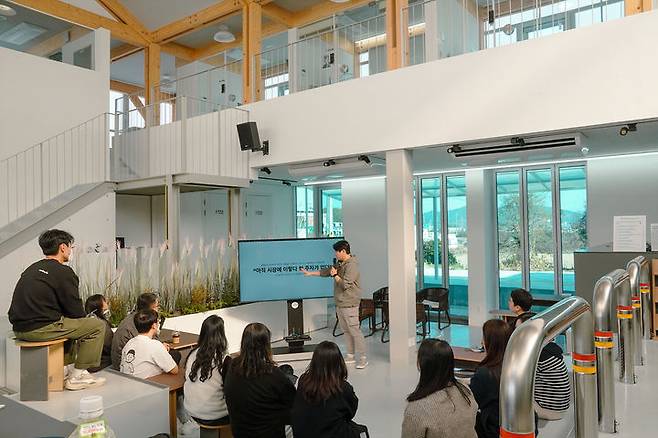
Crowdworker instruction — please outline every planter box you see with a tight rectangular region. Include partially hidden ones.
[162,298,328,354]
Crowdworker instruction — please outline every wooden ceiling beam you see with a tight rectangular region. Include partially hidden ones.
[291,0,372,28]
[162,42,196,61]
[150,0,243,44]
[111,43,142,61]
[262,3,295,27]
[95,0,152,42]
[9,0,146,46]
[110,79,143,94]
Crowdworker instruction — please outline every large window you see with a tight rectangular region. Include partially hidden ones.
[418,174,468,320]
[495,164,587,306]
[295,185,343,238]
[264,73,290,100]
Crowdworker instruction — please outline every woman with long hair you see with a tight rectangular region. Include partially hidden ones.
[183,315,231,426]
[291,341,364,438]
[402,339,476,438]
[469,319,511,438]
[85,294,113,371]
[224,323,296,438]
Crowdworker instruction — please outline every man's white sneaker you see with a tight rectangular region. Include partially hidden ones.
[356,357,368,369]
[344,354,356,364]
[65,372,106,390]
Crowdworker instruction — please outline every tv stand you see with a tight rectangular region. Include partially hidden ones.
[272,299,317,361]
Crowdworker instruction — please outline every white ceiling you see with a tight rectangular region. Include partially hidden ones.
[62,0,116,21]
[0,3,72,51]
[273,0,325,14]
[116,0,223,31]
[175,13,244,48]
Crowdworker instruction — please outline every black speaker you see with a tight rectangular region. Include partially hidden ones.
[237,121,261,151]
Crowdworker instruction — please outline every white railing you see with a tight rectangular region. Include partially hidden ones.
[254,13,387,101]
[0,113,111,228]
[402,0,625,66]
[112,98,250,181]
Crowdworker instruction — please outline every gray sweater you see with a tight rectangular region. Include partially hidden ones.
[321,256,362,308]
[401,385,478,438]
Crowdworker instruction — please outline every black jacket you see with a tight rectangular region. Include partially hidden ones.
[224,363,296,438]
[470,366,500,438]
[291,380,359,438]
[8,259,85,332]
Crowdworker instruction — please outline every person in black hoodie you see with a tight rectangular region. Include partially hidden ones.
[292,341,366,438]
[8,229,106,391]
[469,319,510,438]
[224,323,296,438]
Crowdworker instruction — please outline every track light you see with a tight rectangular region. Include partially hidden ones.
[619,123,637,136]
[282,181,291,186]
[358,155,371,164]
[323,160,336,167]
[260,167,272,175]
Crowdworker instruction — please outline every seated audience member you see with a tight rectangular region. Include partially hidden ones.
[402,339,477,438]
[111,292,180,369]
[470,319,511,438]
[508,288,535,328]
[224,323,296,438]
[292,341,365,438]
[85,294,114,372]
[184,315,231,427]
[514,313,571,420]
[120,309,178,379]
[8,229,105,391]
[279,364,298,386]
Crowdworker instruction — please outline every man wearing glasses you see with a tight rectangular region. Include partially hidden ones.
[8,229,106,390]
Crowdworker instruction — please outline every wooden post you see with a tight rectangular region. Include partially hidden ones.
[145,43,161,125]
[625,0,653,14]
[243,1,262,103]
[386,0,409,71]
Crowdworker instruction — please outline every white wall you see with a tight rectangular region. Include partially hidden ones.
[587,154,658,247]
[342,178,388,296]
[249,11,658,168]
[244,180,295,239]
[116,194,152,247]
[0,34,109,160]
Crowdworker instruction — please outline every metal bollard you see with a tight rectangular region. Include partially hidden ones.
[500,297,597,438]
[627,257,647,366]
[592,269,633,434]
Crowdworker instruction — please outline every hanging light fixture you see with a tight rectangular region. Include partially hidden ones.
[0,4,17,16]
[213,24,236,43]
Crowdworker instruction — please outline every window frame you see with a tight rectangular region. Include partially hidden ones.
[493,162,588,307]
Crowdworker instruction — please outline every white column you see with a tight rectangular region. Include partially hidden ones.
[466,169,497,326]
[386,150,416,366]
[287,28,299,93]
[424,1,439,62]
[166,175,180,259]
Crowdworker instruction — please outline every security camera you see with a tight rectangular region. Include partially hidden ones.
[619,123,637,136]
[260,167,272,175]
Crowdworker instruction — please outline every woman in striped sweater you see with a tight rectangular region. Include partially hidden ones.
[515,313,571,420]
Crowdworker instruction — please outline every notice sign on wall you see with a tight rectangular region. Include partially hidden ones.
[613,215,646,252]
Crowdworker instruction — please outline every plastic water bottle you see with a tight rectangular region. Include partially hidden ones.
[68,395,117,438]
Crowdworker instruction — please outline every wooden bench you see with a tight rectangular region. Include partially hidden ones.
[14,338,67,401]
[198,423,233,438]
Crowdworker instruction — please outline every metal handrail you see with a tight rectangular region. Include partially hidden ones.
[592,269,633,434]
[500,296,597,438]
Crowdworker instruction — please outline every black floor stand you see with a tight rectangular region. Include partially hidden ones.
[272,299,317,360]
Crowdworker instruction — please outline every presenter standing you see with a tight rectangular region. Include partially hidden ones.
[302,240,367,369]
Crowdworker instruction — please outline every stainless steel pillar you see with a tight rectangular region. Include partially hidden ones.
[639,262,653,340]
[500,296,597,438]
[627,256,647,366]
[592,269,632,433]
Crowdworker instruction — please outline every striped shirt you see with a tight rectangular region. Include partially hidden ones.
[534,342,571,412]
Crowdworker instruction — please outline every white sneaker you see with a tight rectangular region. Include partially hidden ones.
[65,372,106,390]
[178,420,198,436]
[344,354,356,364]
[356,356,368,369]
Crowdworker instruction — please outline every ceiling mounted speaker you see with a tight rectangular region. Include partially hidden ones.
[213,25,236,43]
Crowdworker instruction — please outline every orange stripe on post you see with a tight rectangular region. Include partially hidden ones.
[573,353,596,362]
[500,428,535,438]
[595,331,613,337]
[617,305,633,311]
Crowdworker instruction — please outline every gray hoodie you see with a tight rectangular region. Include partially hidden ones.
[321,255,362,307]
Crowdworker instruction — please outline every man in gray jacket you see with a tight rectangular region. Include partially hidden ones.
[302,240,367,369]
[111,292,179,370]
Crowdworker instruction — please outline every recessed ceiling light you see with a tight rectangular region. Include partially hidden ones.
[0,4,16,16]
[213,25,235,43]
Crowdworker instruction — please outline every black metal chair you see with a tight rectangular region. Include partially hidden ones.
[332,297,377,337]
[419,287,451,330]
[378,288,429,343]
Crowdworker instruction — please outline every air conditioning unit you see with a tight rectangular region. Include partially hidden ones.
[447,134,583,162]
[288,155,384,179]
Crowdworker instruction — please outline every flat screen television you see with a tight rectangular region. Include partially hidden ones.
[238,237,342,302]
